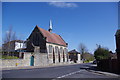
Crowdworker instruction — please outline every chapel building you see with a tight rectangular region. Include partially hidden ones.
[26,20,68,64]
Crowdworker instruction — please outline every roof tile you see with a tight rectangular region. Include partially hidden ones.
[37,26,67,46]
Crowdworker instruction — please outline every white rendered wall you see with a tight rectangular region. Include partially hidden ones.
[46,43,68,64]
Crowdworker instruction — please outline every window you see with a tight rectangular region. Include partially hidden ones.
[60,47,63,53]
[64,48,68,54]
[55,46,58,53]
[64,48,68,62]
[49,45,52,53]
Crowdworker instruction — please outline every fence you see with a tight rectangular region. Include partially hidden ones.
[97,59,119,73]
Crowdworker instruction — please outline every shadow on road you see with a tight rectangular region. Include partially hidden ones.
[80,63,97,71]
[80,63,120,76]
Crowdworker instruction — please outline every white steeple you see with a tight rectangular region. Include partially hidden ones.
[48,20,52,32]
[49,20,52,30]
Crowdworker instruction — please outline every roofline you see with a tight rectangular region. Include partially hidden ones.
[46,42,67,47]
[36,25,45,38]
[27,25,37,39]
[59,35,67,44]
[3,40,25,45]
[28,25,45,40]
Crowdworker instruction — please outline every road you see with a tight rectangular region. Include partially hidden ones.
[2,63,119,79]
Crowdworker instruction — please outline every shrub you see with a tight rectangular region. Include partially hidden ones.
[1,55,19,59]
[94,45,110,60]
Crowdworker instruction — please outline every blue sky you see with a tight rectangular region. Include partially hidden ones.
[2,2,118,53]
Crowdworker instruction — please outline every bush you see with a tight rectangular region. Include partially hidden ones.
[94,45,110,60]
[81,52,94,61]
[84,60,90,63]
[1,55,19,59]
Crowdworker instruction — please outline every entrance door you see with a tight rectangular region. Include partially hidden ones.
[30,56,34,66]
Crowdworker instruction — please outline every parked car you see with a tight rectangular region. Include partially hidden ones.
[93,60,97,64]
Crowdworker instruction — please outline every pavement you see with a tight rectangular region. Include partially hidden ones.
[2,63,120,78]
[87,69,119,77]
[2,62,80,70]
[80,63,120,77]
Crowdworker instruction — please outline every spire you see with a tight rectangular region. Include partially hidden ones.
[48,20,52,33]
[49,20,52,30]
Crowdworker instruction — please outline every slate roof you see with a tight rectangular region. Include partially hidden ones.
[36,25,67,46]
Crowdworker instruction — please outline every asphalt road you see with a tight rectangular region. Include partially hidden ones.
[2,63,119,78]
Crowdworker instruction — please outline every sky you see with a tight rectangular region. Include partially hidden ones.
[2,2,118,53]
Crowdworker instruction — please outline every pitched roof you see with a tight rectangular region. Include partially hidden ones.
[3,40,25,45]
[36,25,67,46]
[68,49,80,54]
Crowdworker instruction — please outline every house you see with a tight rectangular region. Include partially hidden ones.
[2,40,26,52]
[68,49,81,63]
[26,20,68,64]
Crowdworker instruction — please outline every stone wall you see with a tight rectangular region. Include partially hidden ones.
[2,51,82,68]
[2,52,49,68]
[34,53,48,66]
[2,52,31,68]
[2,59,24,68]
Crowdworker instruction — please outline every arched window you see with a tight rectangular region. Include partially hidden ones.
[64,48,68,54]
[49,45,52,53]
[64,48,68,62]
[60,47,63,54]
[55,46,58,54]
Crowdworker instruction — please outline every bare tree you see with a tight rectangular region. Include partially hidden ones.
[11,32,17,41]
[3,26,17,53]
[79,43,88,60]
[79,43,88,54]
[4,27,12,43]
[4,27,17,42]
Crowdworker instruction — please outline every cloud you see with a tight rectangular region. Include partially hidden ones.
[48,2,78,8]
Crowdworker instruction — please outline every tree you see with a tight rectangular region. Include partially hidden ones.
[4,27,17,43]
[94,44,110,60]
[3,27,17,53]
[79,43,88,59]
[79,43,88,54]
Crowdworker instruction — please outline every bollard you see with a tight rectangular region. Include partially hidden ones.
[16,63,18,66]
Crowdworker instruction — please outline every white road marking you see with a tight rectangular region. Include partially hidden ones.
[57,70,82,78]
